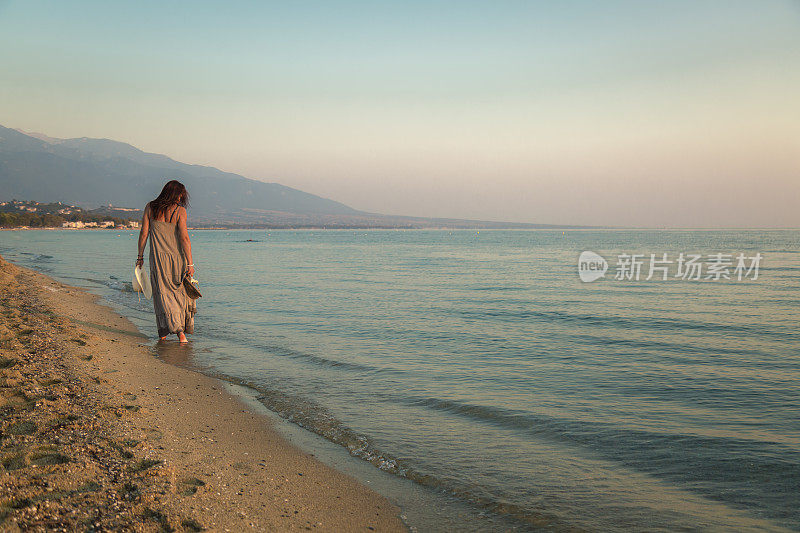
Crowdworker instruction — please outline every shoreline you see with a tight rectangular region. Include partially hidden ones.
[3,226,800,233]
[0,254,407,531]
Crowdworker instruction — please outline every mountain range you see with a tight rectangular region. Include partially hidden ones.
[0,125,573,228]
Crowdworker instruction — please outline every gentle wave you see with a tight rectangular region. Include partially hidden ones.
[453,307,795,340]
[402,395,800,526]
[190,327,387,375]
[209,373,566,530]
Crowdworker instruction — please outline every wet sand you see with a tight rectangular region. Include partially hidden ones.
[0,255,406,532]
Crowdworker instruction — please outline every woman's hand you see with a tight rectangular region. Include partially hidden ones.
[186,264,195,278]
[136,256,144,268]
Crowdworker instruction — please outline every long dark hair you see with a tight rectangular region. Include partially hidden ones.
[149,180,189,220]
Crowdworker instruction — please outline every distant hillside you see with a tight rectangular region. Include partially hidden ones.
[0,125,362,224]
[0,125,581,229]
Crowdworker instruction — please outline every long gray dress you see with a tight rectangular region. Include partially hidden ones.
[148,207,193,338]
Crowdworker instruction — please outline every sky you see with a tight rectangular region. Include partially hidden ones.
[1,0,798,227]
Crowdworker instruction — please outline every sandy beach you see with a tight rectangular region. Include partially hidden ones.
[0,254,406,532]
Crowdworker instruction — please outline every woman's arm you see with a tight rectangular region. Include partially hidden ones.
[176,206,194,277]
[136,204,150,267]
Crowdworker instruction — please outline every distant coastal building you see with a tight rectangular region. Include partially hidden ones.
[61,220,117,229]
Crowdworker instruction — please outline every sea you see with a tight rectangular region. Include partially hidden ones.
[1,228,798,532]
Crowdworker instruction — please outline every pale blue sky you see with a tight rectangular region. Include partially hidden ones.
[1,1,798,226]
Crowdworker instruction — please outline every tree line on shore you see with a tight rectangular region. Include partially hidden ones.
[0,211,132,228]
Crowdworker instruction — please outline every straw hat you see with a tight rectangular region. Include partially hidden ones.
[133,265,152,299]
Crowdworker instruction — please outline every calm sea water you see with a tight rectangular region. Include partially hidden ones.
[1,229,798,532]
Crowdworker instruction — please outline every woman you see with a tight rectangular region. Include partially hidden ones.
[136,180,195,343]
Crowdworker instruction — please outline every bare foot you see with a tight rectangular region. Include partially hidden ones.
[159,336,167,341]
[178,332,188,343]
